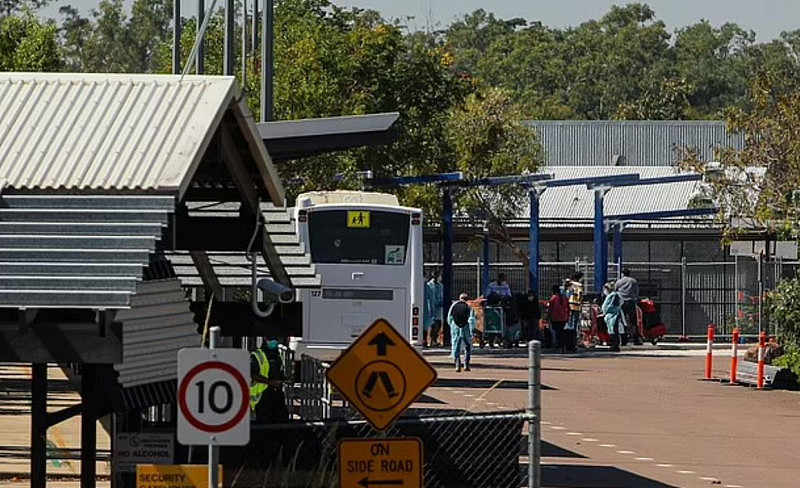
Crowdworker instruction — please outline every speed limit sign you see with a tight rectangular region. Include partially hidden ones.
[177,348,250,446]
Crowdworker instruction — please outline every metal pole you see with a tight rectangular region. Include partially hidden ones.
[260,0,274,122]
[758,252,763,335]
[475,257,480,298]
[734,255,739,330]
[173,0,181,74]
[196,0,205,74]
[482,226,490,296]
[681,255,687,338]
[613,223,623,270]
[529,188,541,295]
[252,0,258,50]
[241,0,247,86]
[442,187,454,305]
[31,363,47,488]
[223,0,234,75]
[593,189,607,294]
[208,326,221,488]
[81,364,97,488]
[527,340,541,488]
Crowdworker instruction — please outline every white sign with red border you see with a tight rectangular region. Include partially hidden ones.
[177,348,250,446]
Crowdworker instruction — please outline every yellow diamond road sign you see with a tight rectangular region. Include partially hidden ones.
[326,318,437,431]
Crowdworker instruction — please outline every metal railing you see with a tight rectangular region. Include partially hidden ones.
[274,343,543,488]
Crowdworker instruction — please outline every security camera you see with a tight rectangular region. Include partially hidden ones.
[257,278,295,304]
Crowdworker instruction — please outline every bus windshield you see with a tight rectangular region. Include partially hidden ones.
[307,210,410,265]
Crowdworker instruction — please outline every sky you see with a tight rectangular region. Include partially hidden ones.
[42,0,800,42]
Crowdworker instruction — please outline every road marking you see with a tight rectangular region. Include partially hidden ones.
[444,387,452,390]
[724,485,743,488]
[486,402,498,406]
[463,394,474,397]
[599,444,616,448]
[452,390,463,394]
[677,470,696,475]
[549,426,566,430]
[566,432,582,436]
[635,457,654,461]
[581,438,598,442]
[656,464,673,468]
[541,421,551,425]
[700,477,720,482]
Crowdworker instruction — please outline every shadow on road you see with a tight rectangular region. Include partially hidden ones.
[541,465,678,488]
[434,378,557,391]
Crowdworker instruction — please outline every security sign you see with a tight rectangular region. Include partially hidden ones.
[326,318,437,431]
[339,438,422,488]
[177,348,250,446]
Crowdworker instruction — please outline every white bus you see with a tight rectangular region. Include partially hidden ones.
[293,190,423,353]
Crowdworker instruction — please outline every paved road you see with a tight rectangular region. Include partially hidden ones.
[425,348,800,488]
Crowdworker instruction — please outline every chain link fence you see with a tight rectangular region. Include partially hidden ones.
[427,259,800,339]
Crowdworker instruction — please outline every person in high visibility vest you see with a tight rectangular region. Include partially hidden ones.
[250,338,289,422]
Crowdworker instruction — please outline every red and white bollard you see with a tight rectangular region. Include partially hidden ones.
[705,325,715,380]
[730,328,739,384]
[757,331,766,390]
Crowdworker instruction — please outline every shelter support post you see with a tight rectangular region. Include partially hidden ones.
[593,189,608,294]
[81,364,97,488]
[482,227,490,296]
[613,223,623,269]
[529,188,542,294]
[442,187,454,306]
[31,363,47,488]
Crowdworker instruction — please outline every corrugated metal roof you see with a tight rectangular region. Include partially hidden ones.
[114,279,199,387]
[531,166,704,221]
[176,201,321,289]
[0,73,272,198]
[0,194,172,308]
[527,120,744,167]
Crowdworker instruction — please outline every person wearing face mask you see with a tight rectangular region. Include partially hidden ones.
[517,290,541,343]
[250,337,289,422]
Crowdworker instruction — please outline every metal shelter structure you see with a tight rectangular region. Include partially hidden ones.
[0,72,309,488]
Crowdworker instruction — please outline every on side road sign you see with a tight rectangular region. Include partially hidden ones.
[339,438,422,488]
[326,318,437,431]
[177,348,250,446]
[136,464,222,488]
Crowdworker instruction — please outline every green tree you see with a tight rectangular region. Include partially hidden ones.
[0,13,60,71]
[679,68,800,239]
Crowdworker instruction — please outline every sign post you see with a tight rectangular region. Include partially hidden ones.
[327,318,436,488]
[177,327,250,488]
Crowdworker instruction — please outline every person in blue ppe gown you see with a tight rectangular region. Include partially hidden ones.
[448,293,476,372]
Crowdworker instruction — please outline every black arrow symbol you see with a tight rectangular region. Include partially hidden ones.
[358,477,403,487]
[368,332,395,356]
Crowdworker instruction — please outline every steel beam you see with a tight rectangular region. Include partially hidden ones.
[442,187,454,310]
[607,206,719,222]
[529,188,542,294]
[81,364,97,488]
[593,189,608,294]
[31,363,47,488]
[613,223,624,269]
[223,0,235,75]
[482,229,490,295]
[548,173,639,189]
[370,172,463,187]
[196,0,205,74]
[606,173,702,188]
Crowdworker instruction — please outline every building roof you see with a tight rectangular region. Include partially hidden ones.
[0,73,281,202]
[258,113,399,161]
[0,194,172,308]
[527,120,744,167]
[535,166,703,221]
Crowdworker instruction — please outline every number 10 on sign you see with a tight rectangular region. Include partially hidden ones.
[177,348,250,446]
